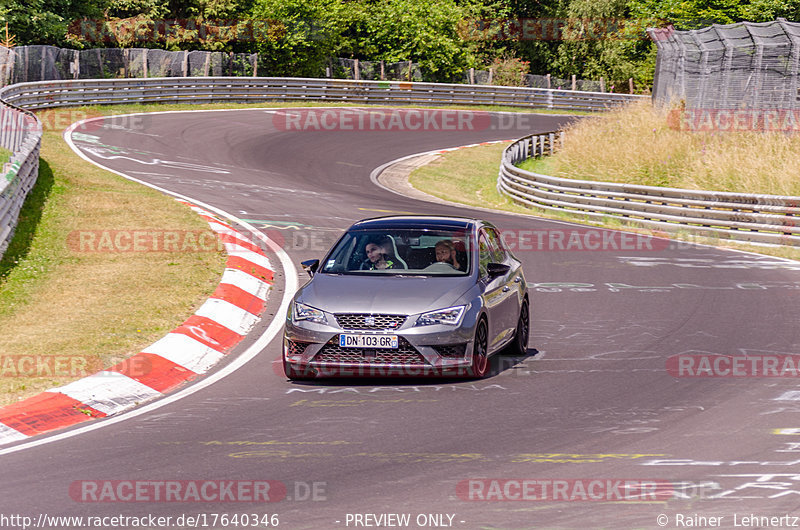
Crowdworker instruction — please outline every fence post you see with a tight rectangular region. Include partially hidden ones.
[143,48,148,78]
[600,77,605,92]
[253,54,257,77]
[354,58,359,80]
[0,108,8,148]
[97,48,105,78]
[407,60,412,81]
[628,77,634,94]
[23,46,29,83]
[41,47,48,82]
[546,73,551,89]
[182,50,189,77]
[571,75,576,91]
[469,67,475,84]
[203,51,210,76]
[72,49,80,79]
[380,60,385,80]
[488,67,493,84]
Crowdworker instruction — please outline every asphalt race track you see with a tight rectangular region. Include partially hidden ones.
[3,107,800,529]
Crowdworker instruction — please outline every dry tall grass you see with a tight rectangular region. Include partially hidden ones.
[531,101,800,197]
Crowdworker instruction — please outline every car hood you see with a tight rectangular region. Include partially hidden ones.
[297,273,475,315]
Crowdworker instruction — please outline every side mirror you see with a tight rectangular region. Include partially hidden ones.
[487,262,510,278]
[301,259,319,277]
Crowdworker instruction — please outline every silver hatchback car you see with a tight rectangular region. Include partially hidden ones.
[282,216,529,380]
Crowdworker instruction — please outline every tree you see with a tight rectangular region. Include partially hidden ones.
[548,0,661,89]
[249,0,342,77]
[1,0,106,46]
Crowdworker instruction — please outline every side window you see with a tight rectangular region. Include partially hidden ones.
[478,231,491,278]
[484,228,505,263]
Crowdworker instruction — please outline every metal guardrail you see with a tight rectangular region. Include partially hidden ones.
[0,76,644,260]
[498,132,800,247]
[0,98,41,258]
[0,77,646,111]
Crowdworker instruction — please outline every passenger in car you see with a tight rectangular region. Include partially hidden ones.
[435,239,462,270]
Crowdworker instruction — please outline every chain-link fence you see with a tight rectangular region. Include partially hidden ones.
[3,46,260,82]
[0,46,13,86]
[648,18,800,109]
[1,45,612,92]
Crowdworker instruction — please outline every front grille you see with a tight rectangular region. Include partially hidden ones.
[431,344,467,358]
[334,313,407,330]
[313,337,426,365]
[286,340,310,356]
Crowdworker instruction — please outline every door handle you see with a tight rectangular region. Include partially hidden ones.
[514,277,522,283]
[502,286,510,292]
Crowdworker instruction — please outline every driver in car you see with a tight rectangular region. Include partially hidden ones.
[362,236,401,270]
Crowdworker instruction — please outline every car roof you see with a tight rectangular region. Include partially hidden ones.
[348,216,479,231]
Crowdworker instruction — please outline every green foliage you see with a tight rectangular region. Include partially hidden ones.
[5,0,800,90]
[106,0,170,19]
[1,0,106,46]
[333,0,481,81]
[249,0,341,77]
[629,0,800,28]
[549,0,660,89]
[490,56,530,86]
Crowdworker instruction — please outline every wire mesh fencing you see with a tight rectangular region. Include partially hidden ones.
[648,18,800,109]
[0,46,15,85]
[1,45,614,92]
[3,46,262,82]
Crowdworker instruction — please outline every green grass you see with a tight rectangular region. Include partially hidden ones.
[0,106,229,406]
[409,143,800,262]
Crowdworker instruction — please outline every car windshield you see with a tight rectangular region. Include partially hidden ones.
[320,228,471,276]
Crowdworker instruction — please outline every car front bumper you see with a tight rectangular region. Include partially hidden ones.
[283,310,480,378]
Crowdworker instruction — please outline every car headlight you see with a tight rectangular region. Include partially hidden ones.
[293,302,327,324]
[415,306,465,327]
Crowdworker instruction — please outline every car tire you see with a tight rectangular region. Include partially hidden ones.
[283,359,315,381]
[468,318,489,378]
[504,298,529,356]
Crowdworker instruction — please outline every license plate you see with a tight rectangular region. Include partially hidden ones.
[339,334,398,349]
